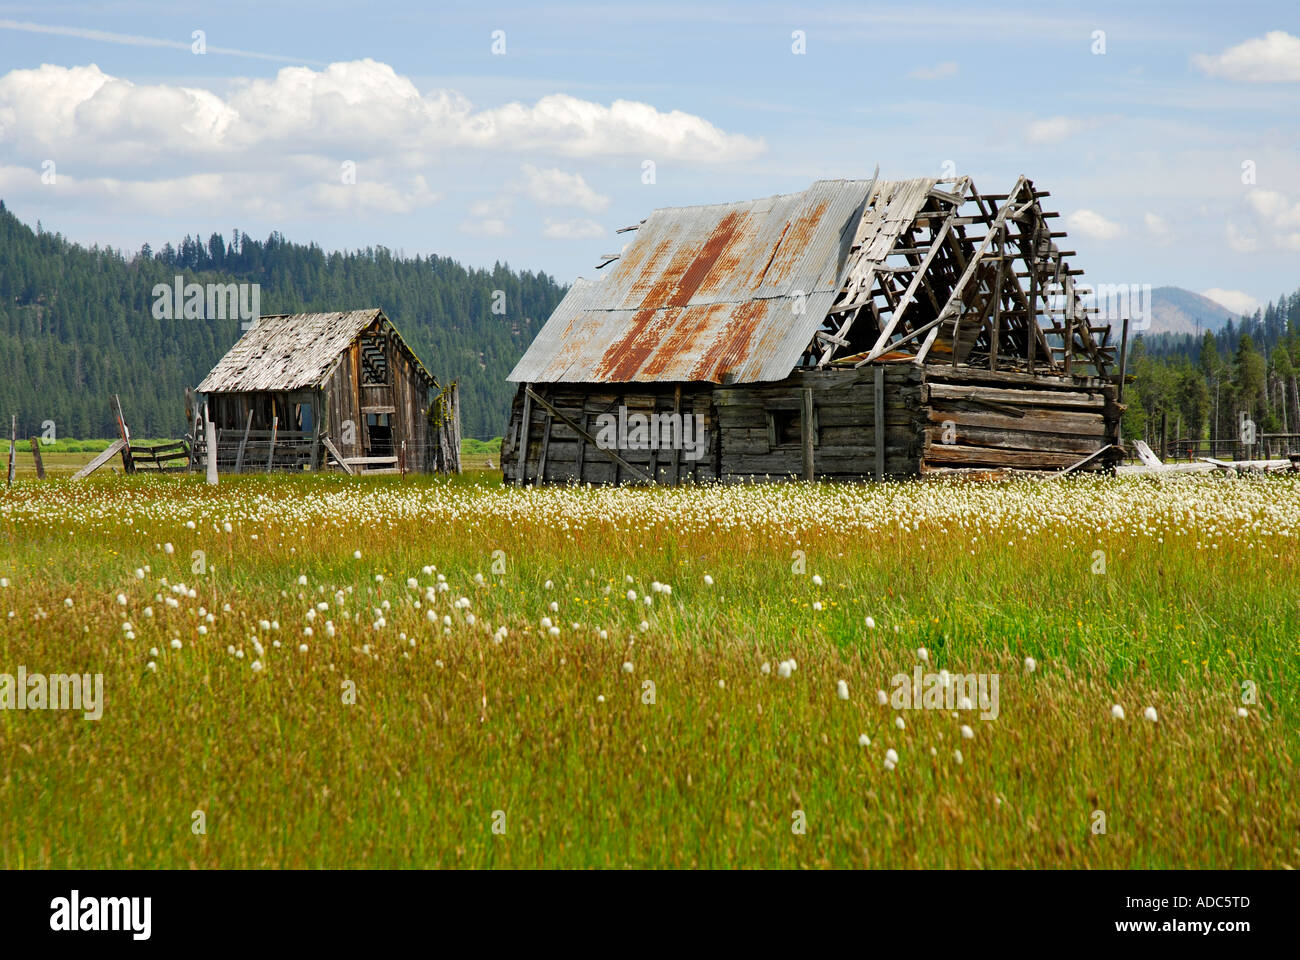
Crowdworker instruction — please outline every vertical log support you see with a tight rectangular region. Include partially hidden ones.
[801,386,815,482]
[234,409,254,473]
[205,420,219,485]
[6,415,15,487]
[29,438,45,480]
[516,385,533,486]
[112,394,135,474]
[265,415,278,474]
[874,366,886,481]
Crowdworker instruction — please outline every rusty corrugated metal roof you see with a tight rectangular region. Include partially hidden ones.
[508,179,881,384]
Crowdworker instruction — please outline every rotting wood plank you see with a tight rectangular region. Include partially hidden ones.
[29,438,45,479]
[321,437,355,475]
[525,386,651,483]
[234,410,254,473]
[70,439,126,482]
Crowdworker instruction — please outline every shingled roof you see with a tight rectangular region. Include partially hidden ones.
[197,308,437,393]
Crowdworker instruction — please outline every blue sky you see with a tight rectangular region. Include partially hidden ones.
[1,1,1297,313]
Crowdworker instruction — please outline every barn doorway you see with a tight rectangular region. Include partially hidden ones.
[365,412,394,458]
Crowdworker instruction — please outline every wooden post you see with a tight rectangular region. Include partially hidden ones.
[265,415,278,473]
[111,395,135,474]
[6,416,14,487]
[671,385,682,486]
[1116,317,1131,404]
[234,409,254,473]
[310,395,323,472]
[205,419,218,485]
[399,439,407,477]
[515,385,532,486]
[537,413,552,483]
[1027,221,1038,370]
[28,438,45,480]
[874,366,886,481]
[801,386,815,481]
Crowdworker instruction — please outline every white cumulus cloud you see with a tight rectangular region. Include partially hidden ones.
[1193,31,1300,83]
[1066,209,1123,241]
[1201,288,1261,316]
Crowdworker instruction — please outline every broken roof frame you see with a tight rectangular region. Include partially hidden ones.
[508,175,1119,386]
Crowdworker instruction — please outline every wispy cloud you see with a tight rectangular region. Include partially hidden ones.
[1193,31,1300,83]
[0,18,326,65]
[909,60,958,80]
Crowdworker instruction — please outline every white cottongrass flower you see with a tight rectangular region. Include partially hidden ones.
[876,689,888,706]
[1024,656,1037,673]
[540,616,552,629]
[917,647,928,662]
[143,607,153,618]
[864,616,875,629]
[1143,706,1158,723]
[298,643,309,653]
[960,724,974,739]
[596,695,605,703]
[251,660,263,672]
[116,593,127,606]
[777,661,793,679]
[953,749,963,765]
[170,637,182,649]
[406,577,418,590]
[858,734,870,747]
[146,661,157,672]
[638,621,649,631]
[0,578,8,588]
[298,575,308,586]
[134,568,145,579]
[64,598,73,607]
[149,647,159,656]
[544,580,553,590]
[811,574,823,587]
[303,626,314,636]
[549,626,561,637]
[1110,704,1125,720]
[761,661,771,675]
[812,601,823,611]
[836,680,849,700]
[622,661,634,673]
[197,625,207,635]
[703,574,713,586]
[549,601,558,612]
[164,543,174,555]
[895,716,905,730]
[1236,707,1248,718]
[718,679,726,689]
[626,590,637,602]
[354,550,362,559]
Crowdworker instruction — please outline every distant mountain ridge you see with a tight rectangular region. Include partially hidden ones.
[1148,286,1239,336]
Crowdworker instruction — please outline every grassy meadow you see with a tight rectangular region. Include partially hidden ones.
[0,469,1296,868]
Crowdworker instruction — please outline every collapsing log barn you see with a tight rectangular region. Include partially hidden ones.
[504,175,1126,483]
[195,308,460,474]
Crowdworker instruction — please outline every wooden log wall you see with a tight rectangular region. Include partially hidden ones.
[714,367,924,481]
[919,366,1122,473]
[502,383,719,485]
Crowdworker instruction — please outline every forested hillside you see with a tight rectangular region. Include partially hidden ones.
[0,200,566,439]
[1126,289,1300,445]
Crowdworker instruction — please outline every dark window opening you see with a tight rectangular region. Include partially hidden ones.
[366,413,394,457]
[766,408,819,449]
[360,336,390,386]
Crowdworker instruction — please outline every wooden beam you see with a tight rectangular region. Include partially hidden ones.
[111,394,135,474]
[515,384,532,486]
[525,386,652,483]
[801,386,815,481]
[234,409,254,473]
[205,420,218,485]
[6,415,14,488]
[28,437,45,479]
[321,437,355,475]
[265,415,278,474]
[874,366,885,481]
[70,439,126,482]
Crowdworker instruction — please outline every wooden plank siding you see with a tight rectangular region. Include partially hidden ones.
[503,362,1121,484]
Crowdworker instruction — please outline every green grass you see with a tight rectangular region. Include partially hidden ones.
[0,472,1296,867]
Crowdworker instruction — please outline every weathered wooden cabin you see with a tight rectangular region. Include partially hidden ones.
[504,176,1126,483]
[195,308,460,474]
